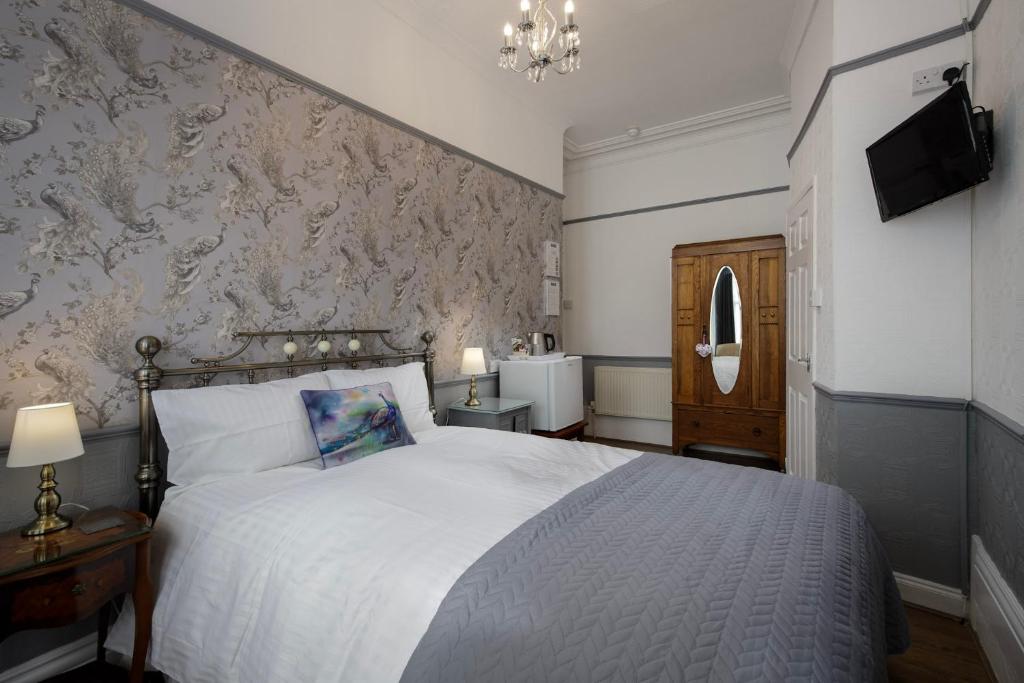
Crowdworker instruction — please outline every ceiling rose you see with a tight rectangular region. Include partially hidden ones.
[499,0,580,83]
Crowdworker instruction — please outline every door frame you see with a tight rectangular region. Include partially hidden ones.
[785,179,817,479]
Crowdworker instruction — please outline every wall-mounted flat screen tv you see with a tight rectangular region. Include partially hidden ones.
[866,81,992,222]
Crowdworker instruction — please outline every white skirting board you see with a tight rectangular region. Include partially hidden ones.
[894,572,967,618]
[970,535,1024,682]
[0,633,95,683]
[585,410,672,447]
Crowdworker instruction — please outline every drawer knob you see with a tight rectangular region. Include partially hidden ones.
[71,583,86,596]
[752,427,762,437]
[691,420,700,428]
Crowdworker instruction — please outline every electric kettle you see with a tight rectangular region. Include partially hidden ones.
[528,332,556,355]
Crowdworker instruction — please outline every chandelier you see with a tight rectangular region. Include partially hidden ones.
[499,0,580,83]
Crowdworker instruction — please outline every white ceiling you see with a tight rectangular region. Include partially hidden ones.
[375,0,798,146]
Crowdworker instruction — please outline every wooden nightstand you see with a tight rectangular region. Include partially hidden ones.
[0,510,153,683]
[446,397,534,433]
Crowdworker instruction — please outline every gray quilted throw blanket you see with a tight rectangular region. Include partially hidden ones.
[402,453,909,683]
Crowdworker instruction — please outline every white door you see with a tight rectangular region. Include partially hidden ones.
[786,185,816,479]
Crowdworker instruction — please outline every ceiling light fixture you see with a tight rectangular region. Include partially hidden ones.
[499,0,580,83]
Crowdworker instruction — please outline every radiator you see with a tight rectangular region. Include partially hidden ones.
[594,366,672,421]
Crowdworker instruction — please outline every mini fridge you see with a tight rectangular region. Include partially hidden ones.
[499,356,584,432]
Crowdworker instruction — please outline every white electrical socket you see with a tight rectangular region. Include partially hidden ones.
[912,62,963,95]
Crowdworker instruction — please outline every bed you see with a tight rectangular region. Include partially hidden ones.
[107,329,908,682]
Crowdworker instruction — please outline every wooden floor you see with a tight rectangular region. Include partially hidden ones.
[590,436,780,470]
[588,436,674,454]
[889,606,994,682]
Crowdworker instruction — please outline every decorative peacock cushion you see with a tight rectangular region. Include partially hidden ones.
[300,382,416,469]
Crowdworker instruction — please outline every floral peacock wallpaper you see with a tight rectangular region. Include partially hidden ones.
[0,0,561,438]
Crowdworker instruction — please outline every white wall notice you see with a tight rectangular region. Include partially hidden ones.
[544,278,561,316]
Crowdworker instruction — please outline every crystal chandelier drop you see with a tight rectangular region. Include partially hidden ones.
[499,0,580,83]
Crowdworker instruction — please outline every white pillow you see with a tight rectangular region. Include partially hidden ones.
[325,363,436,433]
[153,372,330,486]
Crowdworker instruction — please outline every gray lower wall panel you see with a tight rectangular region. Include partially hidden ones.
[815,386,967,590]
[971,403,1024,605]
[815,389,840,486]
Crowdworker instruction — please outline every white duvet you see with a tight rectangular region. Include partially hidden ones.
[107,427,639,683]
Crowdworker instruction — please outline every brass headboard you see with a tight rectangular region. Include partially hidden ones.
[132,329,436,520]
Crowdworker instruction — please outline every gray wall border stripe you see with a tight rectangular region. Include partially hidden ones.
[969,0,993,30]
[435,372,497,389]
[0,375,496,456]
[814,383,970,411]
[114,0,564,200]
[563,185,790,226]
[4,389,1016,452]
[787,2,992,163]
[972,400,1024,446]
[0,423,138,458]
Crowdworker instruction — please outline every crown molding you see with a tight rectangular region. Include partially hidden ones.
[563,95,791,162]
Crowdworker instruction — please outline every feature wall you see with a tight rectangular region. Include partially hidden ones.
[0,0,562,440]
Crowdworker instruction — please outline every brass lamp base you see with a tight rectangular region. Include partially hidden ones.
[21,463,72,537]
[465,375,481,407]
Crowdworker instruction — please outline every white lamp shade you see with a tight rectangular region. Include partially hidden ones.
[460,347,487,376]
[6,402,84,468]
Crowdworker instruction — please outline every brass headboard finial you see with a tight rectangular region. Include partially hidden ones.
[421,331,437,417]
[134,335,164,521]
[135,335,162,362]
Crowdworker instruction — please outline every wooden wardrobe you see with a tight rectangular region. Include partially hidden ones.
[671,235,786,469]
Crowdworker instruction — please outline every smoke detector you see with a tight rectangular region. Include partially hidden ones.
[626,126,641,138]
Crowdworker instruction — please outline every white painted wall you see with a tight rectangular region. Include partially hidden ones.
[832,0,963,63]
[787,0,836,390]
[784,0,834,138]
[144,0,566,193]
[563,193,790,358]
[790,95,835,390]
[971,0,1024,425]
[562,114,791,358]
[561,112,790,447]
[787,0,976,399]
[829,39,973,398]
[562,114,790,221]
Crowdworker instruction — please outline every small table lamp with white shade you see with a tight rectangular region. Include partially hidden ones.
[5,402,84,537]
[460,348,487,407]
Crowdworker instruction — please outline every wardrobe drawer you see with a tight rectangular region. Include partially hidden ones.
[674,408,780,454]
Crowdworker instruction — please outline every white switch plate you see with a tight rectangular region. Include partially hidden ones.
[809,288,823,308]
[912,62,963,95]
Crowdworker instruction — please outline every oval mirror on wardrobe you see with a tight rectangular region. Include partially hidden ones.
[710,265,742,395]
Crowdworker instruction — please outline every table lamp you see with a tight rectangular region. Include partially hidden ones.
[6,402,84,536]
[460,348,487,407]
